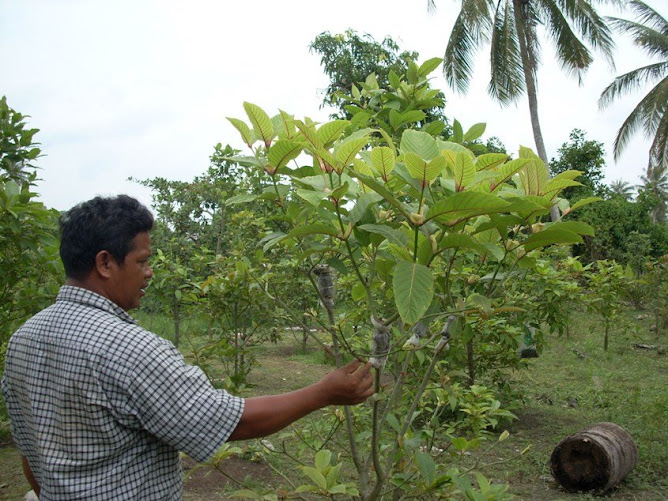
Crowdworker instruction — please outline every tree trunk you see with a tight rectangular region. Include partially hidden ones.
[513,0,559,222]
[550,422,638,494]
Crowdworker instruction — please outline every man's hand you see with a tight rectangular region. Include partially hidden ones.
[318,359,374,406]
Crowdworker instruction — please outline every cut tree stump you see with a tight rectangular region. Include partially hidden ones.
[550,422,638,494]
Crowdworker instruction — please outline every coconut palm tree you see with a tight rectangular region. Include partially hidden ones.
[608,179,635,199]
[638,166,668,223]
[429,0,617,219]
[599,1,668,174]
[432,0,616,164]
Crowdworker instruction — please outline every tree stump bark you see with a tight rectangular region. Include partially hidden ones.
[550,422,638,494]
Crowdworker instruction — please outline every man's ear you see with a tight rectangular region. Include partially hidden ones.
[94,250,116,279]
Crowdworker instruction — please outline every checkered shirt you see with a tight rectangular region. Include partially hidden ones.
[1,285,244,500]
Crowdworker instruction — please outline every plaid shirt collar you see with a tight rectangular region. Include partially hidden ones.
[57,285,138,325]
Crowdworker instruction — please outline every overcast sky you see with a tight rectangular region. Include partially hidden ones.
[1,0,664,211]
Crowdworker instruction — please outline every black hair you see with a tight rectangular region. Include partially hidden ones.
[59,195,154,279]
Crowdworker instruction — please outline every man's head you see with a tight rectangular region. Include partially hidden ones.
[60,195,155,310]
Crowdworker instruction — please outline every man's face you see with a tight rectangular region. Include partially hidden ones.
[108,232,153,311]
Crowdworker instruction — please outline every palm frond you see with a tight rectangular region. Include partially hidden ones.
[540,0,594,82]
[649,109,668,173]
[488,0,524,104]
[628,0,668,36]
[599,62,668,108]
[608,17,668,59]
[612,77,668,160]
[444,1,495,93]
[550,0,617,65]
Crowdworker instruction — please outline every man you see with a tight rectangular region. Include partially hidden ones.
[2,195,374,500]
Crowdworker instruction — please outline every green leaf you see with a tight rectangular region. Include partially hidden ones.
[568,196,601,213]
[302,467,328,490]
[243,102,274,147]
[358,224,409,246]
[294,120,322,150]
[267,140,303,169]
[475,153,509,171]
[317,120,350,146]
[427,192,511,225]
[276,110,296,139]
[522,229,583,252]
[443,151,476,190]
[452,120,463,143]
[463,123,486,142]
[418,57,442,77]
[490,159,530,191]
[545,221,595,236]
[399,110,426,126]
[349,192,382,224]
[334,136,368,168]
[226,118,253,147]
[351,282,366,301]
[295,189,327,207]
[393,262,434,324]
[287,223,338,239]
[388,70,401,89]
[437,234,488,255]
[517,146,549,196]
[326,463,342,489]
[400,130,439,160]
[436,140,472,155]
[371,146,395,179]
[225,194,258,206]
[415,451,436,483]
[315,449,332,470]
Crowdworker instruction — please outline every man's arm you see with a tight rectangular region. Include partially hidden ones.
[229,359,373,441]
[22,456,40,497]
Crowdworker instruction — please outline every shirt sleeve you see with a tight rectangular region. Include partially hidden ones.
[95,330,244,462]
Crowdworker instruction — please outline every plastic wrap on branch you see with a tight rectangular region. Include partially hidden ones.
[314,265,335,310]
[435,316,456,353]
[370,317,391,369]
[403,320,427,350]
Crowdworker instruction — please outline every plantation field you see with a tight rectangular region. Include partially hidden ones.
[0,308,666,500]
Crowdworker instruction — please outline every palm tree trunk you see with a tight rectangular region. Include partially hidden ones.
[513,0,559,222]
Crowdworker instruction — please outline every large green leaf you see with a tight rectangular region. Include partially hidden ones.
[296,189,327,207]
[404,153,446,185]
[522,229,583,252]
[426,192,511,224]
[418,57,442,77]
[267,140,303,170]
[225,194,258,206]
[491,159,530,191]
[317,120,350,146]
[359,224,409,246]
[463,123,486,142]
[436,139,472,156]
[288,223,339,239]
[349,193,382,224]
[276,110,296,139]
[226,117,253,147]
[566,196,601,213]
[442,151,476,191]
[334,136,369,169]
[302,466,327,490]
[517,146,548,196]
[243,102,274,147]
[437,233,488,255]
[371,146,395,180]
[400,130,439,160]
[475,153,509,171]
[545,221,595,236]
[393,261,434,324]
[294,120,322,150]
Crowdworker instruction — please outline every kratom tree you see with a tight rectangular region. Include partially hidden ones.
[599,0,668,173]
[224,58,595,499]
[431,0,616,221]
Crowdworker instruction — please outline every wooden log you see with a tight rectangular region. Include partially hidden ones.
[550,422,638,494]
